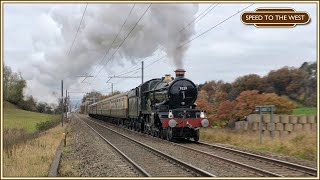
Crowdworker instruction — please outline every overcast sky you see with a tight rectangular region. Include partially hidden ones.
[3,3,317,108]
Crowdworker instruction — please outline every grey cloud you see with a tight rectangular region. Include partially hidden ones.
[3,3,317,105]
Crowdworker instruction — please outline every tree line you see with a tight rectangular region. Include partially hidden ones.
[3,64,61,114]
[196,61,317,125]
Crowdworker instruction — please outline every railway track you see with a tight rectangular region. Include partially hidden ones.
[74,113,317,177]
[177,142,317,177]
[74,114,215,177]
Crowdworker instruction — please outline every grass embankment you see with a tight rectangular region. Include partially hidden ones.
[3,125,65,176]
[200,128,317,161]
[3,101,60,133]
[3,101,66,177]
[292,107,317,115]
[291,100,317,115]
[59,121,80,176]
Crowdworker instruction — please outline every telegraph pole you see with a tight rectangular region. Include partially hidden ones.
[69,92,71,113]
[142,61,144,84]
[66,89,68,113]
[111,83,113,95]
[61,80,64,127]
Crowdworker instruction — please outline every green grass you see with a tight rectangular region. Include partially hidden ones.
[201,128,317,161]
[3,101,59,133]
[280,96,317,115]
[292,107,317,115]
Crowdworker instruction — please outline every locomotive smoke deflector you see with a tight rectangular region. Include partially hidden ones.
[174,69,186,78]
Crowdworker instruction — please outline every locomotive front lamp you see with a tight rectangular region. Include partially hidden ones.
[201,119,209,128]
[168,110,174,118]
[169,119,177,127]
[200,111,206,118]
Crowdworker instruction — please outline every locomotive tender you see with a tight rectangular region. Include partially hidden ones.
[87,69,209,141]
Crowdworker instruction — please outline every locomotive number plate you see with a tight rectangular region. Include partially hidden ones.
[179,87,188,90]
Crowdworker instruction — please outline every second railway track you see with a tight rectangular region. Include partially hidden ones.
[160,133,317,177]
[74,113,215,177]
[181,142,318,177]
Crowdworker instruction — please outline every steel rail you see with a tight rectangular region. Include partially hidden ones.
[82,115,280,176]
[74,114,151,177]
[77,113,317,177]
[197,141,318,177]
[77,114,215,177]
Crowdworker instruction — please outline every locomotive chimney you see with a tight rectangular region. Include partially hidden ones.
[164,74,172,82]
[174,69,186,79]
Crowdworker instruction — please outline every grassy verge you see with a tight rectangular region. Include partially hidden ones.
[59,122,80,176]
[200,128,317,161]
[292,107,317,115]
[4,101,60,133]
[3,124,66,176]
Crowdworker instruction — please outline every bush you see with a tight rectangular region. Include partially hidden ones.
[36,117,60,132]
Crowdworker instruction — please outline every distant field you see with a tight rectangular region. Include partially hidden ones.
[292,107,317,115]
[3,101,59,133]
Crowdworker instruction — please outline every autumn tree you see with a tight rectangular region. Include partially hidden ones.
[216,90,297,122]
[261,93,296,114]
[298,62,317,106]
[230,74,262,100]
[82,91,103,103]
[267,66,304,95]
[3,65,26,105]
[233,90,263,118]
[195,98,214,114]
[216,100,237,120]
[201,80,226,103]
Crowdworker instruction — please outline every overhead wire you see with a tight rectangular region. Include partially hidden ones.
[144,3,255,71]
[193,4,219,26]
[101,3,219,92]
[114,4,217,78]
[89,4,136,79]
[83,4,137,93]
[68,3,88,55]
[177,3,254,49]
[86,4,152,93]
[91,4,255,95]
[116,3,220,78]
[179,3,218,32]
[91,4,152,83]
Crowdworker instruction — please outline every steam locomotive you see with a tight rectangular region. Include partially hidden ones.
[87,69,209,141]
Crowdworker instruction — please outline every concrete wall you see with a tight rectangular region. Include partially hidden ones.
[234,114,317,138]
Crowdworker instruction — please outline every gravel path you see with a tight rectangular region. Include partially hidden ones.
[58,115,141,177]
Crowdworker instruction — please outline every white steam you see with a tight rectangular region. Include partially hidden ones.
[24,4,199,104]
